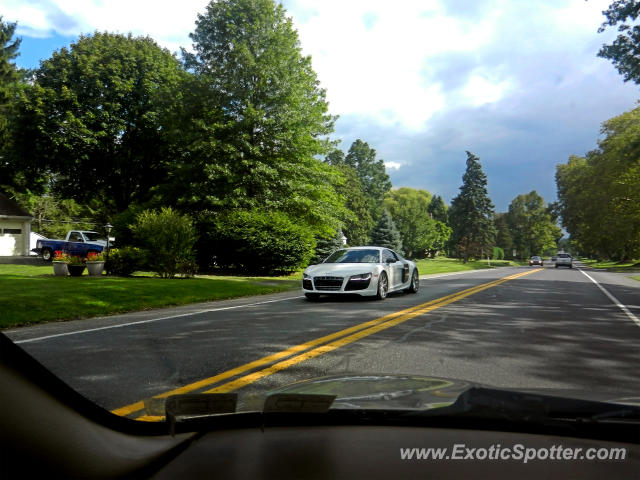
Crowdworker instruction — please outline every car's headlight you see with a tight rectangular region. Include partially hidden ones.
[349,273,372,281]
[303,273,311,279]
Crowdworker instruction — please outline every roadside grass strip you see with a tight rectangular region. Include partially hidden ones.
[112,268,539,420]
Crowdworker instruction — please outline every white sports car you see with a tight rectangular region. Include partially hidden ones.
[302,246,419,300]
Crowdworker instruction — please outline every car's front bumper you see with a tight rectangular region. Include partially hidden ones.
[302,275,378,296]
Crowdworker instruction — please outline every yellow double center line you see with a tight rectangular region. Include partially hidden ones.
[112,268,538,419]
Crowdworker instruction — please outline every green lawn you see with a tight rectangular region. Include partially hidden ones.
[0,265,299,328]
[579,259,640,272]
[414,257,525,275]
[631,276,640,282]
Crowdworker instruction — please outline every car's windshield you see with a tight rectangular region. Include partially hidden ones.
[1,0,639,430]
[324,249,380,263]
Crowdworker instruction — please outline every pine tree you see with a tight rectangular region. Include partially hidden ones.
[448,151,496,262]
[312,229,345,264]
[427,195,448,224]
[370,210,403,253]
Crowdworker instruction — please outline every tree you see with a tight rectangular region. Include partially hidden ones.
[370,210,403,253]
[448,151,495,262]
[598,0,640,83]
[328,163,372,246]
[312,229,345,264]
[11,32,187,213]
[180,0,344,236]
[494,213,514,258]
[344,139,392,220]
[427,195,448,224]
[0,17,20,149]
[14,191,94,239]
[383,187,433,258]
[506,191,561,259]
[556,105,640,260]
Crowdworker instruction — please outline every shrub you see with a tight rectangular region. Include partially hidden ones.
[492,246,505,260]
[197,210,315,274]
[131,207,197,278]
[105,247,144,276]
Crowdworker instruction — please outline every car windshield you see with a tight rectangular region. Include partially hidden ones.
[1,0,639,436]
[324,249,380,263]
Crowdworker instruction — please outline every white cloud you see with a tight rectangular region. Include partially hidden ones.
[3,0,210,54]
[384,161,402,170]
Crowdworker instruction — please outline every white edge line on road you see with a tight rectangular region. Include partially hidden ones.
[578,268,640,328]
[13,296,305,344]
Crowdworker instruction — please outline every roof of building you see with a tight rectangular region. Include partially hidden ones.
[0,191,32,218]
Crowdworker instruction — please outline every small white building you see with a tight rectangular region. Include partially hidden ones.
[0,192,33,256]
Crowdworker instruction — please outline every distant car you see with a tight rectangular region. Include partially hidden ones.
[555,253,573,268]
[302,246,419,300]
[529,256,543,267]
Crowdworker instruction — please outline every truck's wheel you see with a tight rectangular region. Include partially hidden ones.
[42,248,53,261]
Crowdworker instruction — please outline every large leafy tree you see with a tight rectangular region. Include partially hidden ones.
[11,32,187,213]
[448,151,496,262]
[344,139,392,220]
[383,187,434,258]
[598,0,640,83]
[181,0,344,236]
[506,191,561,259]
[556,105,640,260]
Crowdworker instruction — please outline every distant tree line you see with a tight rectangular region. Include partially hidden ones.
[555,106,640,261]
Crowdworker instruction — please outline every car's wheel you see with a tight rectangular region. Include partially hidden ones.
[305,293,320,301]
[405,269,419,293]
[42,248,53,261]
[376,272,388,300]
[555,264,558,268]
[569,264,572,269]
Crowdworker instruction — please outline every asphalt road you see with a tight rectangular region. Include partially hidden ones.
[5,262,640,418]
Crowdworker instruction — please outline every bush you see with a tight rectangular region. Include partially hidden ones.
[106,247,144,276]
[131,207,197,278]
[492,246,505,260]
[197,210,315,274]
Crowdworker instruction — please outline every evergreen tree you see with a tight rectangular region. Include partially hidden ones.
[370,210,403,253]
[448,151,496,262]
[427,194,448,224]
[312,229,345,264]
[494,213,514,258]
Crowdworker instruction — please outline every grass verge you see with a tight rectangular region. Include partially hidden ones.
[0,265,299,329]
[579,259,640,272]
[414,257,525,275]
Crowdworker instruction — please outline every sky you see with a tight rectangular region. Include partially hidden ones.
[2,0,638,211]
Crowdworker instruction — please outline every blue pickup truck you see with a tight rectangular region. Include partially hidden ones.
[33,230,107,261]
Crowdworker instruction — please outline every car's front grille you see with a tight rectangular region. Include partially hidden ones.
[313,276,343,291]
